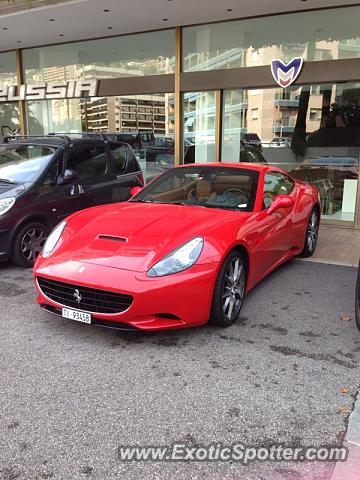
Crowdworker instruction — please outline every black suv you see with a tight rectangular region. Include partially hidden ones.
[105,131,174,163]
[0,133,143,267]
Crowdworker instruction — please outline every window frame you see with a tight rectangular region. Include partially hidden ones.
[64,141,110,181]
[262,170,295,209]
[108,142,130,175]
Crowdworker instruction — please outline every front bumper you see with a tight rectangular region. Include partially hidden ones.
[34,259,218,331]
[0,226,11,261]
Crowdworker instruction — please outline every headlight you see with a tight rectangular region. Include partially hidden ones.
[0,197,15,216]
[148,237,204,277]
[42,221,67,258]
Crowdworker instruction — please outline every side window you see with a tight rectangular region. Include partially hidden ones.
[141,133,152,143]
[109,143,128,173]
[263,172,294,209]
[66,145,107,179]
[240,146,248,163]
[14,145,54,160]
[42,158,62,186]
[247,149,265,163]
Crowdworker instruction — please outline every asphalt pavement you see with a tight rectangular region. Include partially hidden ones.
[0,260,359,480]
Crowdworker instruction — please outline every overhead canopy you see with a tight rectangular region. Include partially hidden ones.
[183,6,360,53]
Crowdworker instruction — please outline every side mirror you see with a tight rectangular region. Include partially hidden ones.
[131,186,143,197]
[267,194,295,215]
[57,168,79,185]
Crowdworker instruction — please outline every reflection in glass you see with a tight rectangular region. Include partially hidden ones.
[0,52,19,139]
[26,99,82,134]
[23,30,175,83]
[183,6,360,71]
[183,91,216,163]
[0,103,20,138]
[26,94,175,183]
[0,51,17,86]
[0,144,55,183]
[82,94,175,183]
[221,83,360,224]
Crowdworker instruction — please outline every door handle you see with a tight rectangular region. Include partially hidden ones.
[70,184,85,196]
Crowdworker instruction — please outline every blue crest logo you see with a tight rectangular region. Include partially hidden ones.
[271,57,304,88]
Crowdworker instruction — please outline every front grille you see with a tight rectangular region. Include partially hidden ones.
[37,276,133,314]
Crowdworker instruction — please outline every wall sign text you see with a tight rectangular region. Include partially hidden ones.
[0,79,98,102]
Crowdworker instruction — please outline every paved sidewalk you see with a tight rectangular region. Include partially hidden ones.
[304,226,360,267]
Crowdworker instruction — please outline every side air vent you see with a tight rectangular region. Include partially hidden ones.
[98,235,127,243]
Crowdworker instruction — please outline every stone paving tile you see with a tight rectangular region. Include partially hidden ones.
[304,226,360,267]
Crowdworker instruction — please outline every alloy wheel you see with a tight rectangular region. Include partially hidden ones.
[306,210,319,253]
[222,257,246,322]
[21,227,48,263]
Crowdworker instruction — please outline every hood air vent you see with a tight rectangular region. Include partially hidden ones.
[98,235,127,243]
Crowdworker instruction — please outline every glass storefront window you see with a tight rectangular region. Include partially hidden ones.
[0,103,20,138]
[23,29,175,83]
[26,99,82,134]
[183,6,360,71]
[183,91,216,163]
[0,51,17,86]
[26,93,175,183]
[221,83,360,224]
[0,52,19,138]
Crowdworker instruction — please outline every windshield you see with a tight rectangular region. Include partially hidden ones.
[132,166,259,211]
[0,144,56,183]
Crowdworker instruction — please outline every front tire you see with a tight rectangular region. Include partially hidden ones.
[209,251,247,327]
[11,222,49,268]
[300,207,319,258]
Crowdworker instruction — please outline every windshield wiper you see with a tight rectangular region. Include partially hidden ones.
[0,178,17,184]
[129,199,155,203]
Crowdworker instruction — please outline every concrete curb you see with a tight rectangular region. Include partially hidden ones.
[295,258,358,268]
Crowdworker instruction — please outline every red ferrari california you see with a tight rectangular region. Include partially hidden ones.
[34,163,320,331]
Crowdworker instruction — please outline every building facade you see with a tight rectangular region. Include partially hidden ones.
[0,3,360,228]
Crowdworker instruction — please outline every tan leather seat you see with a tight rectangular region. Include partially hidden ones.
[196,180,213,201]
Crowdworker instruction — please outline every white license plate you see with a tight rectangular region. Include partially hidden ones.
[62,308,92,324]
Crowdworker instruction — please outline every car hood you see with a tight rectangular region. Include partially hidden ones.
[0,182,26,199]
[51,202,249,272]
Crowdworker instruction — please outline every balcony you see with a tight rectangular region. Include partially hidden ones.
[272,125,295,133]
[274,99,299,108]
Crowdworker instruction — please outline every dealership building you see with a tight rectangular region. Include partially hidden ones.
[0,0,359,229]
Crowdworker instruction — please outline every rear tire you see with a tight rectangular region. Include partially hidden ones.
[11,222,49,268]
[209,251,247,327]
[299,207,319,258]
